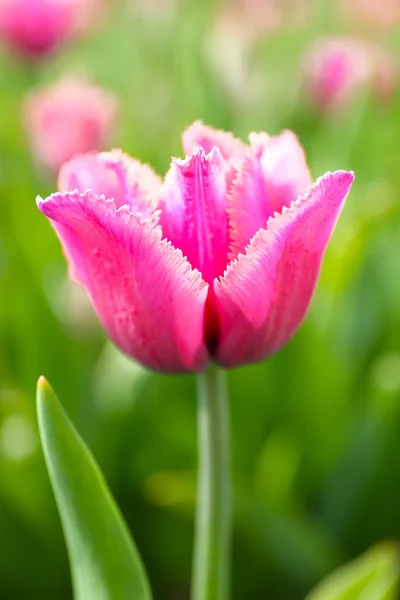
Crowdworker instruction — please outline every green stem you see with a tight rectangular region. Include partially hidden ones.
[192,366,232,600]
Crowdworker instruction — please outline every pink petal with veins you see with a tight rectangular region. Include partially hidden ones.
[229,130,312,258]
[228,152,269,260]
[182,121,248,191]
[59,150,161,216]
[182,120,247,162]
[215,170,354,367]
[257,130,312,213]
[160,147,229,285]
[37,191,209,372]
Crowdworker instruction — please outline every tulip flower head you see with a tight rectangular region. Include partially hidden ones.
[302,37,397,112]
[23,74,117,173]
[37,122,354,372]
[0,0,100,58]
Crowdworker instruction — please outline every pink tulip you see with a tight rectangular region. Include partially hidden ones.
[37,122,354,372]
[23,74,117,173]
[0,0,100,58]
[302,37,397,112]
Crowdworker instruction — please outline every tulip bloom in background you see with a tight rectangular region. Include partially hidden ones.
[206,0,311,103]
[37,122,353,600]
[0,0,101,58]
[23,74,117,173]
[215,0,310,39]
[342,0,400,32]
[302,37,397,113]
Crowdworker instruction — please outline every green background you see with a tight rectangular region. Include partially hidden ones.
[1,0,400,598]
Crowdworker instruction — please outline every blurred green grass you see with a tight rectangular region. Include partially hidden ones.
[1,0,400,598]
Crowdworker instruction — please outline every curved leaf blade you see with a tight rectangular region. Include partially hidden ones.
[37,376,152,600]
[305,543,400,600]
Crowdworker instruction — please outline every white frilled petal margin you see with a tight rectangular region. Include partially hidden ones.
[214,170,355,368]
[37,191,210,372]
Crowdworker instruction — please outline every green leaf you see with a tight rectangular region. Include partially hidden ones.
[36,376,152,600]
[305,543,400,600]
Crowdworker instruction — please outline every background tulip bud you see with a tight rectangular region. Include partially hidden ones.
[22,74,118,173]
[0,0,102,58]
[301,37,397,113]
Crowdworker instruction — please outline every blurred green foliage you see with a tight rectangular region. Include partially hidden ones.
[1,0,400,598]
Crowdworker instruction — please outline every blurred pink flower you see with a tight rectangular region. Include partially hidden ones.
[343,0,400,32]
[0,0,101,58]
[217,0,310,40]
[37,122,353,372]
[207,0,311,103]
[23,74,117,173]
[302,37,397,112]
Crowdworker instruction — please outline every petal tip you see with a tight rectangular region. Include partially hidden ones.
[330,169,355,192]
[173,144,223,169]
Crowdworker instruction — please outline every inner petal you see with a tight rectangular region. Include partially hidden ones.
[159,147,229,285]
[182,121,247,162]
[182,121,248,193]
[229,131,312,258]
[255,131,312,214]
[59,151,161,218]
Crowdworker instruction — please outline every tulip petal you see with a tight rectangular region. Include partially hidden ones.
[215,170,354,367]
[160,147,229,284]
[229,131,312,258]
[256,130,312,212]
[228,153,270,260]
[59,150,161,218]
[182,120,247,162]
[37,191,209,372]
